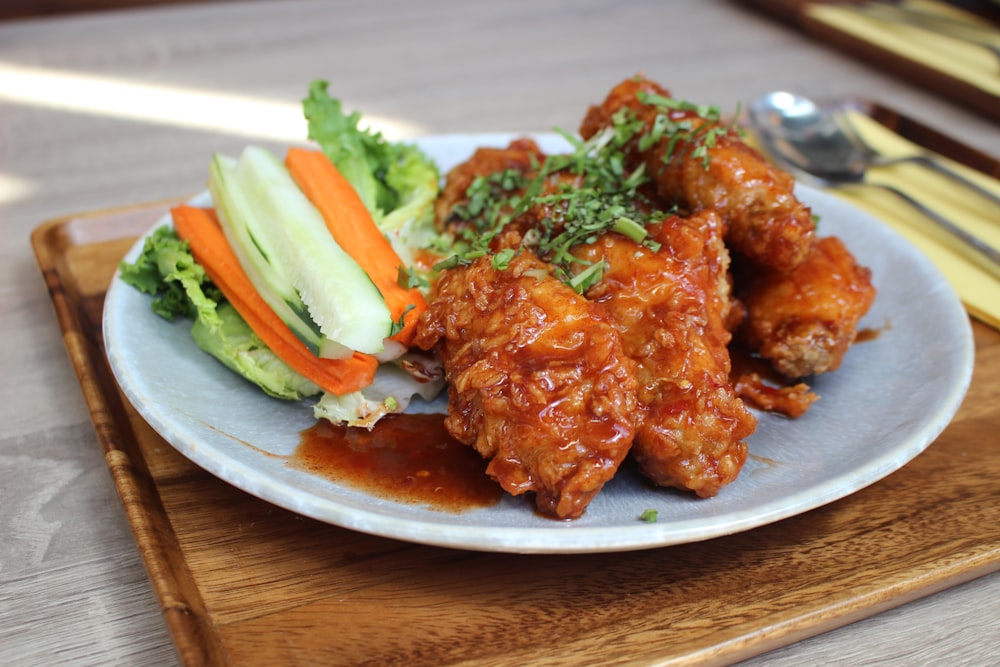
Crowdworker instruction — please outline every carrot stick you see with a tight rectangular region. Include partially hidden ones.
[284,147,426,346]
[171,205,378,395]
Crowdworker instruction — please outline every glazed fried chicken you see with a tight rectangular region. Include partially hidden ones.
[414,75,876,515]
[435,137,618,259]
[735,236,876,379]
[413,251,639,519]
[574,211,757,497]
[732,369,819,419]
[580,75,816,273]
[435,137,544,234]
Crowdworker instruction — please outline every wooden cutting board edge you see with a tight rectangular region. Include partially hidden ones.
[31,206,227,666]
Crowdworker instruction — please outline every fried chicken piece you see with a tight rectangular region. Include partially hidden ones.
[735,235,876,379]
[435,137,545,231]
[434,138,597,256]
[579,75,815,273]
[574,211,757,497]
[413,251,639,519]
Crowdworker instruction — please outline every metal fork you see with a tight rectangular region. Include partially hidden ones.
[835,107,1000,210]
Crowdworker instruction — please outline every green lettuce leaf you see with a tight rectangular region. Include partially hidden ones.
[302,79,443,263]
[119,225,222,323]
[119,225,317,400]
[303,80,400,217]
[191,302,320,400]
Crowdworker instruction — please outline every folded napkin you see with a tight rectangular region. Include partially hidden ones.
[806,0,1000,99]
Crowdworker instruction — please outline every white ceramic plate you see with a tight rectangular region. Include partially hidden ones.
[104,133,974,554]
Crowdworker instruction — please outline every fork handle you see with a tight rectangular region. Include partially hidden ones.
[876,183,1000,275]
[901,154,1000,209]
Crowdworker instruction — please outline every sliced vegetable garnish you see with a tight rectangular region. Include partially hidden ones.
[285,147,427,346]
[209,152,325,355]
[302,80,443,282]
[172,205,378,396]
[230,146,393,355]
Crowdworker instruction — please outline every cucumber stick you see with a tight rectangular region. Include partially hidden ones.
[208,153,325,354]
[214,146,392,356]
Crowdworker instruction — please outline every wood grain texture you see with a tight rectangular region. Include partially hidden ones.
[28,203,1000,666]
[5,2,1000,665]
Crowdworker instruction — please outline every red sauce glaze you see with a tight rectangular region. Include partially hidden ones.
[855,323,889,343]
[293,413,502,512]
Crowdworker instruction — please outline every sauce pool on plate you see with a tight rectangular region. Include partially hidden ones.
[293,413,502,512]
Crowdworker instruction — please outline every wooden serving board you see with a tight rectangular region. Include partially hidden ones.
[32,202,1000,666]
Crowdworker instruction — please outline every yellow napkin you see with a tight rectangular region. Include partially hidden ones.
[806,0,1000,98]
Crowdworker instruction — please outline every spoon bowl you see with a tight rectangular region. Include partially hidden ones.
[748,92,869,184]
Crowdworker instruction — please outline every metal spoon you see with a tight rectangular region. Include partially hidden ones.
[749,91,1000,207]
[747,91,1000,273]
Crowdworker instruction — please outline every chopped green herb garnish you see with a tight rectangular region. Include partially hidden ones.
[611,216,647,244]
[398,265,430,291]
[635,90,739,169]
[389,304,416,337]
[433,91,739,289]
[568,260,606,294]
[491,247,517,270]
[640,508,659,523]
[434,114,673,290]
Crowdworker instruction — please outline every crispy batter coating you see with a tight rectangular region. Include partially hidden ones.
[413,251,639,519]
[735,235,876,379]
[580,75,816,273]
[415,76,877,512]
[574,211,757,497]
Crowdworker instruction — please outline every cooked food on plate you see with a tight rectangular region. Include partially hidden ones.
[580,76,816,273]
[571,211,756,499]
[413,251,639,520]
[119,74,876,519]
[735,235,876,380]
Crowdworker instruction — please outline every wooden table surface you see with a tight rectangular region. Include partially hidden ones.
[3,1,998,664]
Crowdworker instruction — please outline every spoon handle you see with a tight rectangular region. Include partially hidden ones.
[898,155,1000,210]
[876,183,1000,275]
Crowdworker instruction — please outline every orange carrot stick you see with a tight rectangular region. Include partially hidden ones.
[171,205,377,395]
[284,147,426,346]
